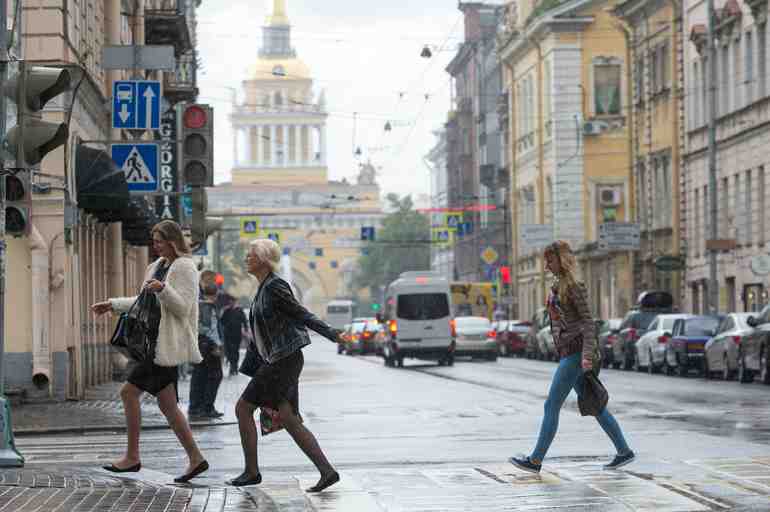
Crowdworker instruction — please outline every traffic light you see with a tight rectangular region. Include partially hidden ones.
[500,266,511,284]
[371,303,381,312]
[190,187,223,246]
[3,64,78,166]
[4,172,30,237]
[180,104,214,187]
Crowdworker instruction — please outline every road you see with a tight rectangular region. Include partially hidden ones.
[15,336,770,511]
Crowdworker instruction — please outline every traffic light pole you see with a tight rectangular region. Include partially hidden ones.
[0,0,24,467]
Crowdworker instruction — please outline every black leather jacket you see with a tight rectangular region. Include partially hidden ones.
[249,272,339,364]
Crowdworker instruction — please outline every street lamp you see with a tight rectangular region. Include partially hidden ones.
[420,45,433,58]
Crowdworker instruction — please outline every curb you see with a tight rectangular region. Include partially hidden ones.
[13,419,238,437]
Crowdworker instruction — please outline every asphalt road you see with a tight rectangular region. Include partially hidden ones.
[16,337,770,511]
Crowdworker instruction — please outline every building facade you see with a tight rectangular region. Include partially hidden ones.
[9,0,201,401]
[211,0,384,314]
[426,129,455,279]
[614,0,687,309]
[498,0,635,321]
[683,0,770,313]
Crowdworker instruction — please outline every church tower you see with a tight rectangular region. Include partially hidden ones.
[230,0,329,186]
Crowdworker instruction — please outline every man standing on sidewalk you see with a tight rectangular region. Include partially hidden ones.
[220,295,248,377]
[189,278,225,419]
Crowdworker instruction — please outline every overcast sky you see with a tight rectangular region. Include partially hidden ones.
[195,0,471,199]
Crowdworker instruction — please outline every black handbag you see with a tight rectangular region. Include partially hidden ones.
[239,342,264,377]
[578,370,609,417]
[109,291,153,363]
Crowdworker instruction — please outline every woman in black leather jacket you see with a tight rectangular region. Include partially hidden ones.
[227,238,344,492]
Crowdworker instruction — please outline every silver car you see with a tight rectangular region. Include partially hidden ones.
[634,314,692,373]
[454,316,497,361]
[704,313,754,380]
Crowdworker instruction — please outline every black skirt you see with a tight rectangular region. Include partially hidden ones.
[241,350,304,415]
[127,358,179,402]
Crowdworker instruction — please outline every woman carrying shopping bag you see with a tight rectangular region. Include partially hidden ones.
[91,220,208,483]
[226,238,344,491]
[509,240,635,473]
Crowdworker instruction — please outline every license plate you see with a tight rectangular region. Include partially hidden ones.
[687,343,703,351]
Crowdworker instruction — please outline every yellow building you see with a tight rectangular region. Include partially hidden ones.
[498,0,635,320]
[613,0,685,307]
[212,0,384,313]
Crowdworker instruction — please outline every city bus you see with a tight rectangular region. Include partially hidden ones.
[326,300,354,330]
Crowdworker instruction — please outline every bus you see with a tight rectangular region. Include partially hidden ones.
[326,300,354,330]
[450,282,495,320]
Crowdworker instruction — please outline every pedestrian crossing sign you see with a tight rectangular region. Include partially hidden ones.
[111,143,159,193]
[240,217,260,239]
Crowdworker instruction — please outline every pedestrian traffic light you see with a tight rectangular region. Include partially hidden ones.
[180,104,214,187]
[500,266,511,284]
[371,303,381,312]
[3,64,79,166]
[4,172,30,237]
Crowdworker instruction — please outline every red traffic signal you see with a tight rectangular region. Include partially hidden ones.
[500,266,511,284]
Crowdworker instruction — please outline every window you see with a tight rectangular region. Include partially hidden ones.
[635,57,644,103]
[721,177,730,239]
[759,24,767,97]
[594,63,622,115]
[733,39,742,108]
[727,277,737,312]
[661,43,670,90]
[721,44,730,115]
[694,188,701,256]
[397,293,450,320]
[745,30,754,103]
[650,48,658,93]
[638,162,648,227]
[701,57,709,122]
[692,62,699,128]
[661,157,671,228]
[703,185,710,245]
[684,316,720,336]
[757,166,766,245]
[735,174,742,242]
[544,61,552,137]
[746,170,753,245]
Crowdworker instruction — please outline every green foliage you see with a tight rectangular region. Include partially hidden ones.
[353,194,431,294]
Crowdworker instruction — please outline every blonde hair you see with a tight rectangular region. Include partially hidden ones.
[151,220,191,257]
[544,240,579,298]
[249,238,281,273]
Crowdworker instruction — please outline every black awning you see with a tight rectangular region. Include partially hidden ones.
[122,197,161,247]
[75,145,130,218]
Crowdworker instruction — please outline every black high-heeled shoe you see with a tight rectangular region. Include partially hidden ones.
[306,471,340,493]
[173,460,209,483]
[102,462,141,473]
[226,472,262,486]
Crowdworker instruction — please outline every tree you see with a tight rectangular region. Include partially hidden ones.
[354,194,431,296]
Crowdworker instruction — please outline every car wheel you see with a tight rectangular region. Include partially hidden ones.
[704,358,712,380]
[760,348,770,385]
[488,352,498,362]
[648,350,657,375]
[676,354,688,377]
[633,348,644,372]
[738,352,754,383]
[722,354,733,381]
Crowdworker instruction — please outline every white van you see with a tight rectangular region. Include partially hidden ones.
[380,271,455,367]
[326,300,354,330]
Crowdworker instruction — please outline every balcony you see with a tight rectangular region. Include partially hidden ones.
[164,51,198,104]
[145,0,193,56]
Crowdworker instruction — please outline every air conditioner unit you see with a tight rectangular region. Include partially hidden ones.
[598,187,621,206]
[583,121,604,136]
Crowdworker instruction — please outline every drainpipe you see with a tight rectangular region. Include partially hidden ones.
[29,225,50,391]
[610,13,636,318]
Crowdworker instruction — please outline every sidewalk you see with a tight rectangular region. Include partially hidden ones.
[11,370,249,435]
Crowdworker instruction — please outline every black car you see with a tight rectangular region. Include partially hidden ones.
[613,291,674,370]
[664,315,723,377]
[743,306,770,384]
[597,318,622,368]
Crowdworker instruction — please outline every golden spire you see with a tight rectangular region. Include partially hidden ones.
[267,0,290,26]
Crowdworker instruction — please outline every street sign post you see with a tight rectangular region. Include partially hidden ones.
[598,222,640,252]
[112,80,161,131]
[361,226,375,241]
[520,224,553,252]
[111,143,160,193]
[240,217,260,239]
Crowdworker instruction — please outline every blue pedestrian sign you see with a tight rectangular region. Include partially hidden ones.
[112,143,160,192]
[361,226,375,241]
[112,80,162,130]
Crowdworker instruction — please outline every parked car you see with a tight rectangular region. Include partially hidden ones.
[537,324,557,361]
[742,305,770,384]
[664,315,723,377]
[454,316,497,361]
[704,313,755,380]
[634,314,693,373]
[597,318,622,368]
[614,291,674,370]
[525,308,549,359]
[492,320,530,357]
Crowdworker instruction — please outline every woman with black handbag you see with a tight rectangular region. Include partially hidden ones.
[91,220,208,483]
[226,238,344,492]
[509,240,635,474]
